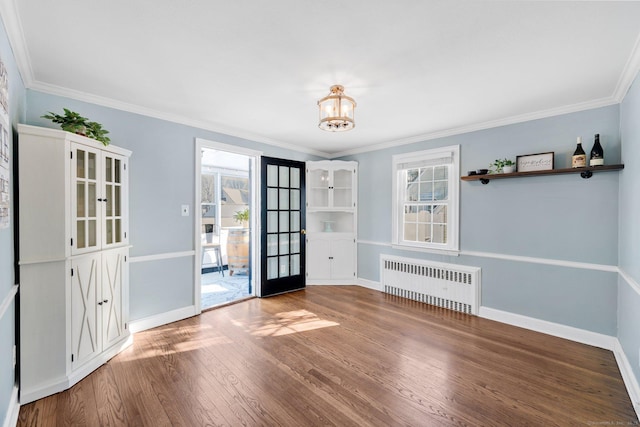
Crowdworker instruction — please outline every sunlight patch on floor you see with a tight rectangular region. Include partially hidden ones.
[202,283,229,293]
[244,309,340,337]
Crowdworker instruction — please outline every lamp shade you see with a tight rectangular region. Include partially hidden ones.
[318,85,356,132]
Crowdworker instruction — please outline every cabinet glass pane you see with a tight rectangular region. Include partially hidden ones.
[106,220,113,244]
[105,157,113,183]
[290,189,300,210]
[89,220,97,247]
[333,189,352,208]
[114,186,121,216]
[115,159,121,183]
[290,212,300,232]
[279,189,289,210]
[279,233,289,255]
[267,212,278,233]
[267,188,278,210]
[77,220,86,248]
[267,257,278,280]
[290,168,300,189]
[290,233,300,253]
[279,166,289,188]
[309,189,328,207]
[115,219,122,243]
[267,165,278,186]
[106,185,113,216]
[279,212,289,232]
[88,152,96,180]
[334,169,352,188]
[291,254,300,276]
[77,183,85,217]
[88,184,96,217]
[267,235,278,256]
[76,150,85,178]
[279,256,290,278]
[310,169,329,188]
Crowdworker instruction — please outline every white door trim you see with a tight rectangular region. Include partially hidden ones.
[194,138,262,313]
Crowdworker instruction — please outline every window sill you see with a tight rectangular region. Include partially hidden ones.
[391,244,460,257]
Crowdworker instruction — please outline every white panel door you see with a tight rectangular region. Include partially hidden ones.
[329,237,356,280]
[306,236,331,280]
[102,248,127,349]
[70,253,101,369]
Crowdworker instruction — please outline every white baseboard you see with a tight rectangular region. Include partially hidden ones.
[2,385,19,427]
[129,305,197,333]
[479,306,617,350]
[307,281,357,286]
[357,278,383,291]
[614,340,640,420]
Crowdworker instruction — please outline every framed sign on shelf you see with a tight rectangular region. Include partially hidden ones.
[516,152,554,172]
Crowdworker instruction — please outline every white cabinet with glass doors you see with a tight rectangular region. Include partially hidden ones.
[306,160,357,284]
[17,124,132,404]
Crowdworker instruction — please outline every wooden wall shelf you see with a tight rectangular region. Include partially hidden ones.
[461,164,624,184]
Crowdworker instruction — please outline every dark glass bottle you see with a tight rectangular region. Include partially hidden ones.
[572,137,586,168]
[590,134,604,166]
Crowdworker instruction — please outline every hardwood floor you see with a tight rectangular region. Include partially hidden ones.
[18,285,638,426]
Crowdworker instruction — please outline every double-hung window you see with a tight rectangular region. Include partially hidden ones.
[392,145,460,253]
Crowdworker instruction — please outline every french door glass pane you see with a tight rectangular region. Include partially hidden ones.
[267,257,278,280]
[290,168,300,188]
[279,211,289,232]
[279,166,289,188]
[279,189,289,210]
[290,189,300,210]
[279,233,289,255]
[267,165,278,186]
[267,212,278,232]
[290,212,300,232]
[267,188,278,210]
[267,235,278,256]
[291,254,300,275]
[279,256,289,278]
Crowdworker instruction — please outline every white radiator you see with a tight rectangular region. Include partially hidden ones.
[380,255,481,315]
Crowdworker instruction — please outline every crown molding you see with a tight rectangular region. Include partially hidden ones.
[613,31,640,102]
[0,0,33,86]
[29,80,331,158]
[330,96,619,158]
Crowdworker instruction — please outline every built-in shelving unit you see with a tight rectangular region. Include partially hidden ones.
[461,164,624,185]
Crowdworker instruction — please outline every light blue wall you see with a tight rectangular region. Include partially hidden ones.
[25,90,322,322]
[0,16,25,426]
[619,72,640,387]
[342,105,621,335]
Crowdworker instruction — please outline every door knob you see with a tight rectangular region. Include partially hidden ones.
[300,229,306,235]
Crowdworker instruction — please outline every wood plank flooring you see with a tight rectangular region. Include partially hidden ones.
[18,285,638,426]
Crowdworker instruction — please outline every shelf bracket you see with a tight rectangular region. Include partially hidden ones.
[480,178,490,185]
[580,170,593,179]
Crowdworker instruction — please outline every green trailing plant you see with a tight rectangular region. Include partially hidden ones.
[233,208,250,224]
[490,158,515,173]
[41,108,111,146]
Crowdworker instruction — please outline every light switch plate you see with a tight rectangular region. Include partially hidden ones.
[181,205,189,216]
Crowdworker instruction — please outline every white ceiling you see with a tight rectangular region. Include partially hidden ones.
[2,1,640,157]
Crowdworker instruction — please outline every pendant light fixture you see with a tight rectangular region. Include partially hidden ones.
[317,85,356,132]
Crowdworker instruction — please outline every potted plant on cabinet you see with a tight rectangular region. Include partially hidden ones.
[490,158,516,173]
[41,108,111,146]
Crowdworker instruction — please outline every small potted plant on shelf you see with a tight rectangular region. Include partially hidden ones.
[41,108,111,146]
[490,158,516,174]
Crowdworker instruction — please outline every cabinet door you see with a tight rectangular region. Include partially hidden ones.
[330,237,356,280]
[307,167,330,209]
[306,237,331,280]
[71,144,102,255]
[71,254,101,369]
[102,153,128,249]
[102,248,127,349]
[331,167,354,209]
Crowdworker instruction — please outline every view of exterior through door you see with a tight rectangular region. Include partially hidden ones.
[260,156,306,297]
[200,147,253,309]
